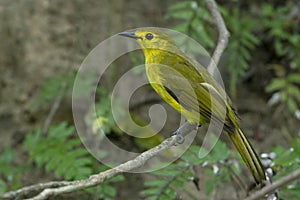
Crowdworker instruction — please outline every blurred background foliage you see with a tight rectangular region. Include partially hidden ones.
[0,0,299,199]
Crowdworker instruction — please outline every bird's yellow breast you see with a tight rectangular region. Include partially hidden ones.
[145,56,201,124]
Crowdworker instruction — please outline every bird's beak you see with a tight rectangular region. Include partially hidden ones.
[119,31,140,40]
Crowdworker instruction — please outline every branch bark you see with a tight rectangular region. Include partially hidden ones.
[205,0,229,76]
[0,182,71,200]
[244,169,300,200]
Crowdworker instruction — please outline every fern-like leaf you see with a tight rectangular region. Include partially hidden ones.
[23,122,93,180]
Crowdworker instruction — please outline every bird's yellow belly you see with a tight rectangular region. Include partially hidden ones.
[146,65,202,124]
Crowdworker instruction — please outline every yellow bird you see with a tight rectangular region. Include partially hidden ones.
[119,28,266,184]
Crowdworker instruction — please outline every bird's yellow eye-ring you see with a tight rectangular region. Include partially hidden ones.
[145,33,154,40]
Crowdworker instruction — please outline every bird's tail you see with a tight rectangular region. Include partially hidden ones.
[229,128,266,184]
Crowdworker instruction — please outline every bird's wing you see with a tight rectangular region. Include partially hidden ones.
[156,58,234,131]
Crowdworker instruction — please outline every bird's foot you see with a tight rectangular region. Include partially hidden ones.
[171,129,185,144]
[171,121,191,144]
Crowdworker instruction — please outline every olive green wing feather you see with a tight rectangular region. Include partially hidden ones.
[156,60,233,131]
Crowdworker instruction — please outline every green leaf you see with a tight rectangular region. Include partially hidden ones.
[281,186,300,200]
[188,145,202,154]
[181,152,202,165]
[107,174,125,183]
[180,170,194,180]
[272,146,295,166]
[142,187,160,195]
[65,167,77,180]
[0,146,25,190]
[291,138,300,158]
[207,134,230,163]
[152,169,181,177]
[239,46,251,60]
[230,163,241,175]
[165,10,194,20]
[287,97,298,113]
[287,74,300,84]
[205,172,216,195]
[45,155,62,172]
[244,31,260,45]
[144,179,166,187]
[0,179,7,193]
[77,167,92,177]
[101,185,117,197]
[32,71,76,108]
[280,91,288,102]
[288,85,300,101]
[0,147,14,164]
[144,196,157,200]
[164,187,176,199]
[265,78,286,93]
[23,122,95,181]
[167,1,192,12]
[172,179,184,188]
[171,23,188,33]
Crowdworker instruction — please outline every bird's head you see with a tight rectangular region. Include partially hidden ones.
[119,29,177,51]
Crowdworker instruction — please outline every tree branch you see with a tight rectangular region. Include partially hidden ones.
[244,169,300,200]
[0,181,71,200]
[0,124,196,200]
[205,0,229,76]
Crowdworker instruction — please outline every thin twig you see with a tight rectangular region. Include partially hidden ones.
[244,169,300,200]
[0,181,71,200]
[226,162,247,195]
[41,67,72,136]
[205,0,230,76]
[0,124,197,200]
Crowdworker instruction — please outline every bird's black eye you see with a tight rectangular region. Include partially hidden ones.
[145,33,154,40]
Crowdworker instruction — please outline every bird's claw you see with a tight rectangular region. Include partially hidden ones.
[171,129,185,144]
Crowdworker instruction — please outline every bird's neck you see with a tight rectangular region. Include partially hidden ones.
[143,48,175,65]
[143,49,162,64]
